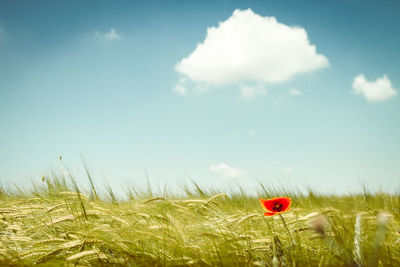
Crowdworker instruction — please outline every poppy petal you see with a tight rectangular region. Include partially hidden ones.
[259,197,292,214]
[264,212,275,216]
[263,198,277,212]
[259,199,273,212]
[278,197,291,212]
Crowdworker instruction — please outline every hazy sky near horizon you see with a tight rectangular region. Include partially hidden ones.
[1,0,399,194]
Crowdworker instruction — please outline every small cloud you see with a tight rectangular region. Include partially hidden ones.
[172,78,210,96]
[289,88,302,96]
[96,28,121,41]
[249,129,256,136]
[175,8,329,95]
[240,85,266,101]
[352,74,397,102]
[210,163,246,178]
[173,78,187,95]
[105,29,120,41]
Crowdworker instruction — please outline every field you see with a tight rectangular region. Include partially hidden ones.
[0,174,399,266]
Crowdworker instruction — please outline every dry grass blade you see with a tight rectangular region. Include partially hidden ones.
[66,250,98,261]
[34,238,66,244]
[236,213,261,225]
[207,193,227,203]
[201,232,222,238]
[111,215,130,226]
[34,249,63,264]
[60,240,83,249]
[252,238,272,243]
[142,197,165,204]
[47,203,67,212]
[59,191,88,199]
[46,215,75,226]
[181,199,208,204]
[0,208,18,213]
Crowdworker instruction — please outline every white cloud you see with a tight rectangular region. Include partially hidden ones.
[105,29,120,41]
[173,78,187,95]
[352,74,397,102]
[240,85,266,101]
[173,78,211,95]
[210,163,246,178]
[289,88,302,96]
[96,28,121,41]
[175,8,329,94]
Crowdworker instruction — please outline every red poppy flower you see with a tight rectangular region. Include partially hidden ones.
[259,197,292,216]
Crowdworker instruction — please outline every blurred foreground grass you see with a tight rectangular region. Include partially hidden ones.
[0,174,399,266]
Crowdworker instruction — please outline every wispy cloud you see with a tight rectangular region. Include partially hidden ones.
[210,163,246,178]
[352,74,397,102]
[289,88,302,96]
[95,28,121,41]
[175,8,328,96]
[104,29,120,41]
[173,78,210,96]
[173,78,187,96]
[249,129,256,136]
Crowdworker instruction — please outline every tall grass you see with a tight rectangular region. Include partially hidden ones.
[0,171,399,266]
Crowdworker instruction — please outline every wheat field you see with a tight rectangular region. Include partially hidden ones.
[0,174,399,266]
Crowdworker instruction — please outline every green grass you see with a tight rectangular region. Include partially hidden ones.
[0,173,399,266]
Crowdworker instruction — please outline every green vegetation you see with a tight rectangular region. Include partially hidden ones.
[0,173,399,266]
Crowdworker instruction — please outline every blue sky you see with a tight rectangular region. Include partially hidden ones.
[1,0,399,194]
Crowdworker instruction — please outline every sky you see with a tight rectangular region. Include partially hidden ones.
[0,0,399,195]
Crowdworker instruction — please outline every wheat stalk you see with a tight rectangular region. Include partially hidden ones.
[46,214,75,226]
[66,250,98,261]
